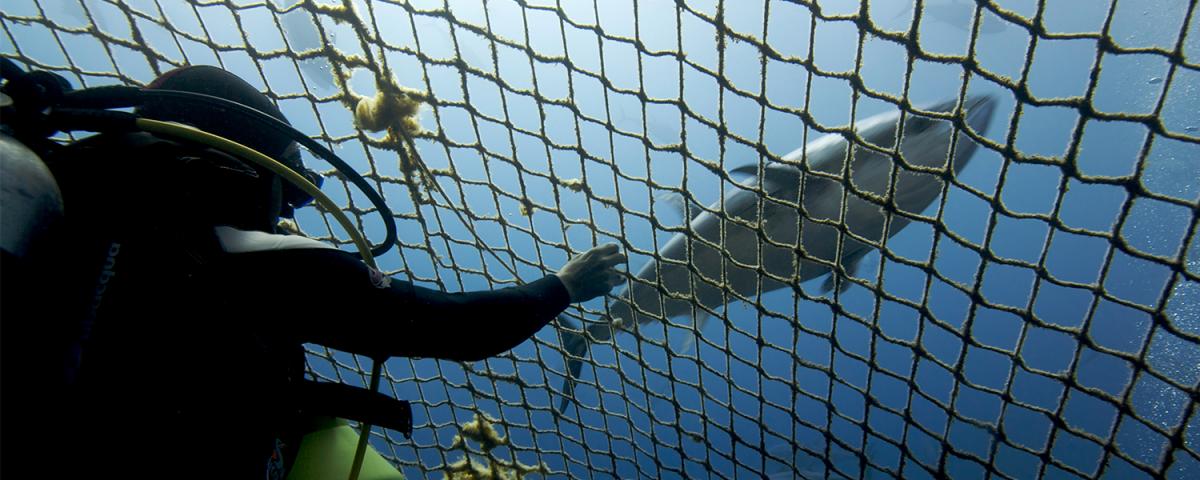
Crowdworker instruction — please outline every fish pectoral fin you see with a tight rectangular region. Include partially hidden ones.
[820,271,839,294]
[675,331,699,356]
[821,249,868,294]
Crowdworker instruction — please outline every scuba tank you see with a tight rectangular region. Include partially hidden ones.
[0,130,63,259]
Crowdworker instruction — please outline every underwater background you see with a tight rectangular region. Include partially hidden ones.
[3,0,1199,478]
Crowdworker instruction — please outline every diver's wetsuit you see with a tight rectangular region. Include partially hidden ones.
[69,226,569,477]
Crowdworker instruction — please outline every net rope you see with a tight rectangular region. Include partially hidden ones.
[4,0,1198,478]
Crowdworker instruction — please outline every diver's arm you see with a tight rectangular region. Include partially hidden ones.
[248,248,569,361]
[362,243,623,359]
[385,274,571,361]
[230,243,622,361]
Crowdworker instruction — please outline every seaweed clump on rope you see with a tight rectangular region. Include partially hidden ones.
[440,414,548,480]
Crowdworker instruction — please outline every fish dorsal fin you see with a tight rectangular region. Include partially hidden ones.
[729,162,803,195]
[729,163,759,181]
[758,163,804,199]
[655,191,703,222]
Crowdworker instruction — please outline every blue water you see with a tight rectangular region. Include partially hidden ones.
[4,0,1198,478]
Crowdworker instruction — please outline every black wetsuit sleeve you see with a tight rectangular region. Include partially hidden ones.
[224,249,570,361]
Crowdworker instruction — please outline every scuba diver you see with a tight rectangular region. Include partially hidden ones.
[0,63,624,478]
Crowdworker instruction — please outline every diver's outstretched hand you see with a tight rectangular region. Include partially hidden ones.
[555,243,625,303]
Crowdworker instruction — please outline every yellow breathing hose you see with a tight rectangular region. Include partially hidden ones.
[135,118,381,480]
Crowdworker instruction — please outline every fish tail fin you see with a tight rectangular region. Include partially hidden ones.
[557,365,581,413]
[557,317,590,413]
[672,311,712,355]
[557,314,627,412]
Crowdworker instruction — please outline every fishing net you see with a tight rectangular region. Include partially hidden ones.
[4,0,1198,478]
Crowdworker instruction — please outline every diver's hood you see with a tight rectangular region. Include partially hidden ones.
[137,65,322,218]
